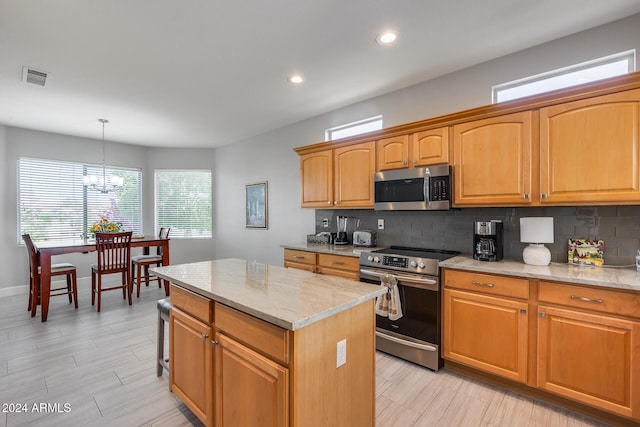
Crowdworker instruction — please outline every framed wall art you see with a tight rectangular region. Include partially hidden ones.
[246,182,268,229]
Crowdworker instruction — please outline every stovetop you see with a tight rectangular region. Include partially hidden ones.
[359,246,461,276]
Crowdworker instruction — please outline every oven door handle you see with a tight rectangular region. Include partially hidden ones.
[359,268,437,284]
[376,331,437,352]
[360,269,438,288]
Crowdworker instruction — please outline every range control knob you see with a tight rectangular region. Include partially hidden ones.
[373,256,380,263]
[410,261,417,268]
[418,262,426,269]
[367,256,374,262]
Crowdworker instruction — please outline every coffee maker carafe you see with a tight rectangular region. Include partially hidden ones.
[473,221,503,261]
[335,216,349,245]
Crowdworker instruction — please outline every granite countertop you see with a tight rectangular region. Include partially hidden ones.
[281,242,384,257]
[440,255,640,292]
[151,258,385,331]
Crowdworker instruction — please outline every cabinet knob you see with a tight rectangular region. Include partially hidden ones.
[327,201,331,205]
[523,194,530,199]
[403,160,408,166]
[201,333,209,341]
[541,193,548,199]
[211,340,218,348]
[413,159,417,164]
[539,312,546,318]
[519,308,527,314]
[334,201,338,205]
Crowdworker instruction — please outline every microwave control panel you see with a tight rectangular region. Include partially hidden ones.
[430,176,449,201]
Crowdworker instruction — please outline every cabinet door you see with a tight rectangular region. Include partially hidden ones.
[300,150,333,208]
[412,127,449,166]
[537,305,640,419]
[215,332,289,427]
[540,89,640,204]
[452,111,534,206]
[376,135,409,171]
[443,288,528,383]
[170,307,214,425]
[334,141,375,208]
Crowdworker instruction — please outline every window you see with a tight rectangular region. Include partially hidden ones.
[18,157,142,243]
[155,170,212,239]
[325,115,383,141]
[493,50,636,103]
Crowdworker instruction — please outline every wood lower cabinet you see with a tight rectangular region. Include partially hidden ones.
[170,307,214,426]
[452,111,534,206]
[540,89,640,205]
[214,332,289,427]
[443,272,529,383]
[284,249,359,280]
[537,305,640,419]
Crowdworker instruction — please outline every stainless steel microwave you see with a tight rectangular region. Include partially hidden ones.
[374,164,452,210]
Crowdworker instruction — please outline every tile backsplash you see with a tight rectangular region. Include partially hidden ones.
[315,206,640,267]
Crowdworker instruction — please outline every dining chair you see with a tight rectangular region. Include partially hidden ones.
[132,227,170,297]
[22,234,78,317]
[91,231,133,312]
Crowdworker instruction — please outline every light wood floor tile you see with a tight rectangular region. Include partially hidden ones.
[0,279,619,427]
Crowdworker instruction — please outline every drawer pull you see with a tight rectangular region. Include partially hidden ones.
[570,295,603,304]
[292,255,305,259]
[331,260,345,265]
[472,280,495,288]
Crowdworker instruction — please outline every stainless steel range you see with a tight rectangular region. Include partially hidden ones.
[359,246,460,370]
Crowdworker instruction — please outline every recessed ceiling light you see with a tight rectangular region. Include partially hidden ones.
[376,30,399,45]
[287,75,304,84]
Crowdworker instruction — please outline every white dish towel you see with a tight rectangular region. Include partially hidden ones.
[375,274,403,321]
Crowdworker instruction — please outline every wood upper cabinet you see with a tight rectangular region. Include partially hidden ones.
[537,305,640,419]
[443,282,529,384]
[333,141,375,208]
[376,127,449,171]
[170,307,214,426]
[452,111,534,206]
[540,89,640,204]
[300,149,333,208]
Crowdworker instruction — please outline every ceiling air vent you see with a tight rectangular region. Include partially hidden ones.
[22,66,49,86]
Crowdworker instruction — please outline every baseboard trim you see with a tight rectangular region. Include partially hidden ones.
[0,285,29,298]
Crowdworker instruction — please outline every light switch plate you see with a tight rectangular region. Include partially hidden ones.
[377,219,385,230]
[336,339,347,367]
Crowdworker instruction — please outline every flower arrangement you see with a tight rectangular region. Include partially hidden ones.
[89,216,124,236]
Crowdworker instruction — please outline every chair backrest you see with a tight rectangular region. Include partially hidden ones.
[22,234,39,280]
[157,227,170,255]
[95,232,133,273]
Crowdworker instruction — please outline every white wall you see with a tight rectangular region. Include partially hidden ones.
[212,13,640,265]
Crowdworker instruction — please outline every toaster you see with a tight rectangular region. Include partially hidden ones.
[353,230,377,247]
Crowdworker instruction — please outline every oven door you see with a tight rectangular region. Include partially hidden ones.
[360,267,443,369]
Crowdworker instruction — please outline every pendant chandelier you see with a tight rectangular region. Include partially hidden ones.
[83,118,124,193]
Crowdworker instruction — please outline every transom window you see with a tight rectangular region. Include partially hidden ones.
[18,157,142,243]
[325,115,383,141]
[492,50,636,103]
[154,170,212,239]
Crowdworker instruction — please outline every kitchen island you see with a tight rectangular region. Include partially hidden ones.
[152,258,385,427]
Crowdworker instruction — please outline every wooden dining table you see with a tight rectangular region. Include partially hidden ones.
[35,235,170,322]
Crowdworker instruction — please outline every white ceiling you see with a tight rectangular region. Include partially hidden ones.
[1,1,640,148]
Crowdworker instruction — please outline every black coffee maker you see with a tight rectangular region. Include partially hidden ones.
[473,220,503,261]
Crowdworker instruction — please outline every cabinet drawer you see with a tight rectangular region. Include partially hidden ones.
[171,285,213,323]
[317,253,359,272]
[284,249,317,266]
[539,281,640,319]
[444,269,529,299]
[214,302,290,365]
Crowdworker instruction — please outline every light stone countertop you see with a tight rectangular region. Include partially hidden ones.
[151,258,386,331]
[440,255,640,292]
[281,242,384,257]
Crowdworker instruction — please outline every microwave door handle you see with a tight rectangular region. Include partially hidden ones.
[424,168,431,207]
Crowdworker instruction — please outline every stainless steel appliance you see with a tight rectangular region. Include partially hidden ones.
[359,246,460,370]
[374,164,452,211]
[353,230,377,247]
[473,220,503,261]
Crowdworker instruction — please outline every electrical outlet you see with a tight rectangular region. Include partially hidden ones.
[377,219,385,230]
[336,339,347,367]
[322,218,329,227]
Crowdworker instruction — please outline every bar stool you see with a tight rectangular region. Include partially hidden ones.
[157,297,172,377]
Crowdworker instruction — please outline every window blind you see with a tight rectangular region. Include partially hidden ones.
[155,170,212,239]
[18,157,142,243]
